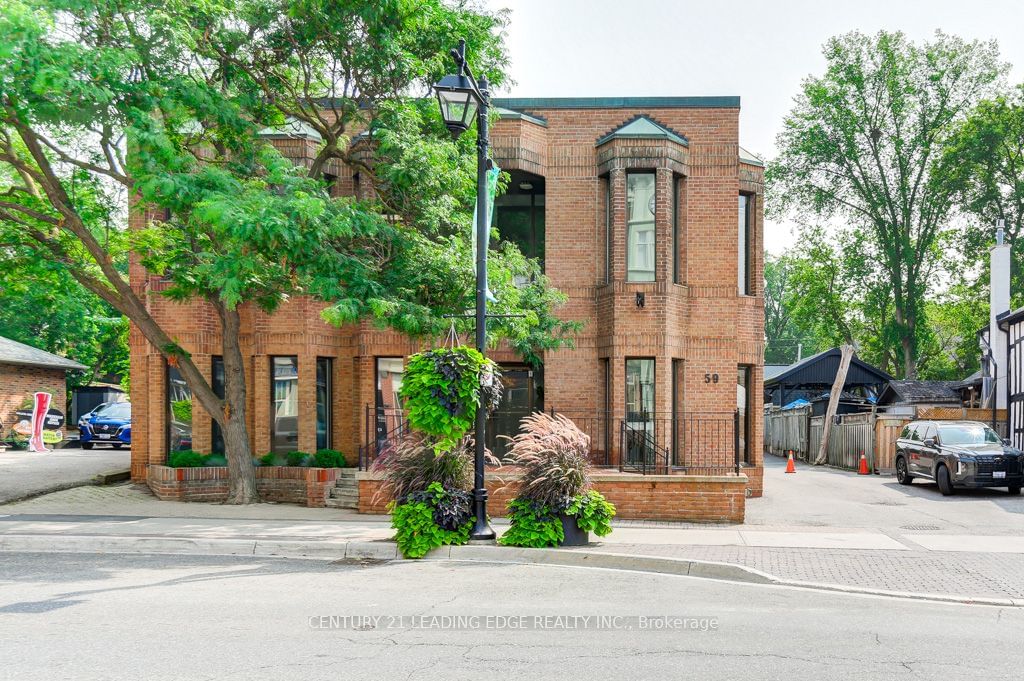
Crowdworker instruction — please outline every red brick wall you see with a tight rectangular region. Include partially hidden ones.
[146,465,341,507]
[358,471,746,523]
[0,363,69,433]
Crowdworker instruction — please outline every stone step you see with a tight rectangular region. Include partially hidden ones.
[323,496,358,509]
[330,490,359,501]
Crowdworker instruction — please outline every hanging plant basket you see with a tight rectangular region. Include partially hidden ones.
[399,345,502,452]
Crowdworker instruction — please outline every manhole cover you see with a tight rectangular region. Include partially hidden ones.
[900,524,940,531]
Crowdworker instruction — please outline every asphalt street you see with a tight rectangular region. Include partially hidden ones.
[0,552,1021,680]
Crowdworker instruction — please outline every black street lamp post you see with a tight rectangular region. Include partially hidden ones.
[434,40,495,541]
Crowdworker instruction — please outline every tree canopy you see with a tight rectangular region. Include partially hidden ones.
[767,30,1006,379]
[0,0,575,501]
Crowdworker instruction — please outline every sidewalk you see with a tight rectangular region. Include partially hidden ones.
[4,483,1024,604]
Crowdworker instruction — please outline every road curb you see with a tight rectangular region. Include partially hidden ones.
[1,532,1020,607]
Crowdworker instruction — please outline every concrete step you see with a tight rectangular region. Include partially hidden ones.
[323,496,358,509]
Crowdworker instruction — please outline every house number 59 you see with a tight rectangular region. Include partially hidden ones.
[704,373,719,384]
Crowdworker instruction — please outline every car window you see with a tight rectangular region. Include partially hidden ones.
[938,425,1001,445]
[99,403,131,419]
[900,425,912,439]
[921,425,936,443]
[908,425,922,442]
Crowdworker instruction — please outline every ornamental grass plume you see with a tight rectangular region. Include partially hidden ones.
[372,433,472,502]
[502,412,591,509]
[372,432,498,503]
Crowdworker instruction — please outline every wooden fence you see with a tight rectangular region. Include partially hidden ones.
[764,406,1008,472]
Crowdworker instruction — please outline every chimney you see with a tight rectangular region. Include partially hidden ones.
[990,219,1011,409]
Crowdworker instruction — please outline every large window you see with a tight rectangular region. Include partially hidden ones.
[316,357,332,450]
[738,194,753,295]
[672,177,681,284]
[603,176,612,284]
[494,172,545,269]
[167,364,192,452]
[625,359,655,421]
[672,359,684,464]
[627,173,656,282]
[375,358,405,445]
[737,365,752,464]
[211,356,225,454]
[271,356,299,453]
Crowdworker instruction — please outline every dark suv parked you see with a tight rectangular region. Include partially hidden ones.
[895,420,1023,496]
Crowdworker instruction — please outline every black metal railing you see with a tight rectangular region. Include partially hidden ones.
[358,405,741,476]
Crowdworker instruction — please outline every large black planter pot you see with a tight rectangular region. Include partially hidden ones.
[558,513,590,546]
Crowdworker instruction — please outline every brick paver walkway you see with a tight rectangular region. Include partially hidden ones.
[580,542,1024,600]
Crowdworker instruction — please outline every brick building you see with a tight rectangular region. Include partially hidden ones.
[0,335,85,441]
[129,96,765,517]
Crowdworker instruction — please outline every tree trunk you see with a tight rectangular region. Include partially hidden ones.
[902,335,916,380]
[815,344,854,465]
[218,304,259,504]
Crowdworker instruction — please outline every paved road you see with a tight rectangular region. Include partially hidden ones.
[0,552,1020,680]
[749,453,1024,535]
[0,446,129,503]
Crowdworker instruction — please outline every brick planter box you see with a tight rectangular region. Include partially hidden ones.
[356,470,748,523]
[147,465,343,507]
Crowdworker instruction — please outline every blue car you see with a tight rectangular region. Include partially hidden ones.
[80,402,131,450]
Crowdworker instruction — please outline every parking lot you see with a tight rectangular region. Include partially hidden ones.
[0,445,129,504]
[750,453,1024,535]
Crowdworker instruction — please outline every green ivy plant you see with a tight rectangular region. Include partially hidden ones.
[500,491,616,548]
[498,498,564,548]
[565,490,616,537]
[391,482,473,558]
[399,346,502,452]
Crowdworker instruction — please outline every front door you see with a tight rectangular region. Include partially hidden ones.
[487,366,540,460]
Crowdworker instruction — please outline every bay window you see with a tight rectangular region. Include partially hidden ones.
[627,173,656,282]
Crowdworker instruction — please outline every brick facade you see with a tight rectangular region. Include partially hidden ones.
[0,363,69,433]
[129,96,765,515]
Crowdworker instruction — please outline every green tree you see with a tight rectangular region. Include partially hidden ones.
[0,0,573,503]
[768,30,1006,378]
[944,84,1024,305]
[0,255,129,390]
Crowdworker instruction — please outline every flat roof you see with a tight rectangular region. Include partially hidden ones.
[492,96,741,110]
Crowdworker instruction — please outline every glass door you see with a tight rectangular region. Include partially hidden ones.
[625,359,655,465]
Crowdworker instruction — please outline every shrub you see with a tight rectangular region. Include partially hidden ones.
[391,483,473,558]
[167,450,204,468]
[258,452,285,466]
[399,346,502,452]
[498,498,563,548]
[313,449,348,468]
[203,454,228,467]
[372,433,474,502]
[503,412,591,508]
[286,451,312,467]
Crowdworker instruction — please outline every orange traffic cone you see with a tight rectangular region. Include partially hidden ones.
[785,451,796,474]
[858,451,870,475]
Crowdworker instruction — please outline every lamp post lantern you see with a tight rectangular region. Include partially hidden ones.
[434,39,495,541]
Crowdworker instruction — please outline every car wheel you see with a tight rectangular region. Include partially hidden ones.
[896,457,913,485]
[1009,486,1021,496]
[937,464,955,496]
[81,442,93,450]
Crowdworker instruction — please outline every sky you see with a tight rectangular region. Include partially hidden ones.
[481,0,1024,254]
